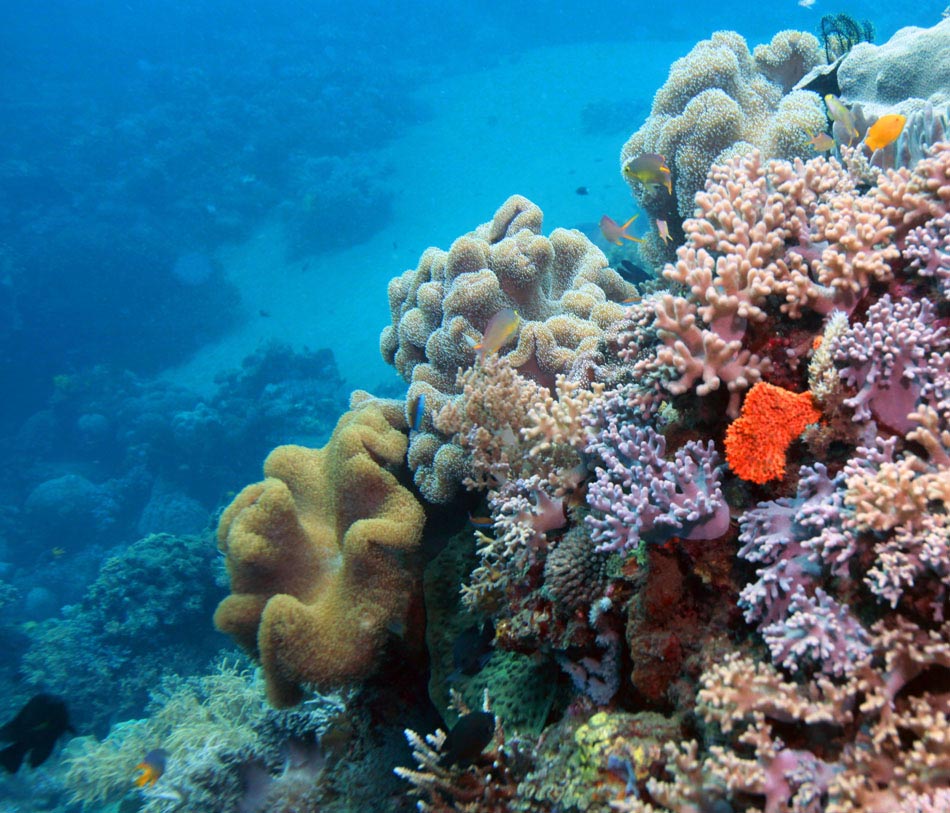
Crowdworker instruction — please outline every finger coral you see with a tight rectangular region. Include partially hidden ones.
[725,381,821,484]
[214,403,425,706]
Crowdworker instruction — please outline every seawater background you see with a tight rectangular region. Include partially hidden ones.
[2,0,945,423]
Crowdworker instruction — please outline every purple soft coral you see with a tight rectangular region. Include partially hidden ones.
[738,464,869,677]
[905,212,950,296]
[585,415,729,553]
[831,295,948,433]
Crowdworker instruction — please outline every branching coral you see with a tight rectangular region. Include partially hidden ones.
[585,398,729,554]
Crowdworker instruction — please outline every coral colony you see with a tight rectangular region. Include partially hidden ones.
[59,17,950,813]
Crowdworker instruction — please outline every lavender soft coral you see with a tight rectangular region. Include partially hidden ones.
[831,294,948,433]
[585,403,729,553]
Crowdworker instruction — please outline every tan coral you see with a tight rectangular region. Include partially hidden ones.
[380,195,634,502]
[621,29,824,224]
[214,403,425,706]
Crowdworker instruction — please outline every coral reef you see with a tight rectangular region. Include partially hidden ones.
[620,29,825,230]
[380,194,634,502]
[214,402,426,706]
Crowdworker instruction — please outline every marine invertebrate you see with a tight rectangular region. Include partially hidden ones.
[724,381,821,484]
[214,402,425,706]
[738,463,867,677]
[830,295,948,433]
[585,406,730,554]
[819,13,874,63]
[621,29,824,226]
[380,194,633,502]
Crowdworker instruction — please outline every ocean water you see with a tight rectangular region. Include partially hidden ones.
[1,1,949,810]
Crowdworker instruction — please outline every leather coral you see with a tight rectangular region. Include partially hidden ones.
[214,402,426,707]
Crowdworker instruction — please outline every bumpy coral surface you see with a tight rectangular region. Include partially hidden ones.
[380,194,634,502]
[620,29,824,229]
[214,403,425,706]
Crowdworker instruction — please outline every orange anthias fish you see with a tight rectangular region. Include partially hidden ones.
[656,218,671,243]
[622,153,673,195]
[806,130,836,152]
[599,214,643,246]
[134,748,168,788]
[864,113,907,151]
[468,308,520,363]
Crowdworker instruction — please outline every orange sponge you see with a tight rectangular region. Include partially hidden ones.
[725,382,821,484]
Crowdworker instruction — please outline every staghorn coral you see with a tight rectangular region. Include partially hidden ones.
[621,29,824,228]
[214,402,425,706]
[724,381,821,484]
[380,194,634,503]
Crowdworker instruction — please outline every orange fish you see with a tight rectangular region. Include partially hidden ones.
[864,113,906,151]
[622,153,673,195]
[134,748,167,788]
[467,308,520,363]
[656,218,671,243]
[600,214,643,245]
[806,131,835,152]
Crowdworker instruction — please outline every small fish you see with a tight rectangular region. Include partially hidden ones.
[407,392,426,433]
[0,694,75,773]
[466,308,520,363]
[864,113,906,151]
[805,130,835,151]
[622,153,673,195]
[798,0,815,7]
[599,214,643,246]
[134,748,168,788]
[824,95,858,144]
[575,186,589,196]
[616,259,649,285]
[452,622,495,677]
[50,547,65,559]
[467,513,494,529]
[258,309,271,318]
[656,218,671,243]
[439,711,495,767]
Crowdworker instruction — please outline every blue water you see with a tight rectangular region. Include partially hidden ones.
[0,0,947,808]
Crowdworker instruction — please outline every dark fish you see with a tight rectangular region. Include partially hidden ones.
[258,309,271,318]
[452,622,494,676]
[134,747,168,787]
[617,259,650,285]
[575,186,589,195]
[0,694,74,772]
[440,711,495,767]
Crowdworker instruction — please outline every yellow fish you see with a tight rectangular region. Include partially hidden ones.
[824,95,858,144]
[467,308,520,363]
[806,131,835,152]
[622,153,672,195]
[864,113,906,151]
[599,214,642,245]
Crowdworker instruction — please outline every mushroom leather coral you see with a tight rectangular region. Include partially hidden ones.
[725,381,821,484]
[214,404,426,707]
